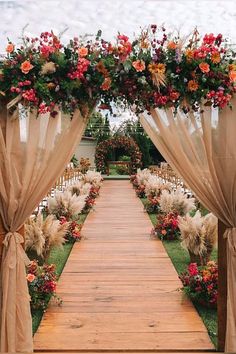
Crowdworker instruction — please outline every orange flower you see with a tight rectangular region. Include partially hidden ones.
[26,274,35,283]
[199,62,210,73]
[229,64,236,71]
[229,70,236,83]
[20,60,34,74]
[100,77,111,91]
[211,51,221,64]
[187,80,199,91]
[78,47,88,57]
[141,40,149,49]
[185,49,194,60]
[132,60,146,72]
[96,61,108,77]
[167,41,177,50]
[148,62,166,74]
[6,43,14,53]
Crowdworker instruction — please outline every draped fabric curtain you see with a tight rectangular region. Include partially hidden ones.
[0,107,88,352]
[140,98,236,353]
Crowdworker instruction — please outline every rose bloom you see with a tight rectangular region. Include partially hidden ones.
[20,60,34,74]
[211,51,221,64]
[199,62,210,73]
[78,47,88,57]
[229,70,236,83]
[187,80,199,91]
[167,41,177,50]
[170,91,180,101]
[27,273,36,283]
[132,60,145,72]
[6,43,14,53]
[161,229,167,235]
[100,77,112,91]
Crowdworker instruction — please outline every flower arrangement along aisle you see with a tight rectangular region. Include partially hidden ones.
[27,260,62,310]
[179,261,218,308]
[152,211,180,240]
[1,27,236,116]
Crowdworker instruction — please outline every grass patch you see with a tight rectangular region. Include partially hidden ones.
[142,203,218,347]
[31,212,89,334]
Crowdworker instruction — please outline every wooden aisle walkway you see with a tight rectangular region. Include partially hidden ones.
[34,180,214,353]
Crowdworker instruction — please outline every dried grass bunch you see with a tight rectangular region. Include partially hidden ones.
[145,175,172,198]
[67,181,91,196]
[82,170,103,188]
[136,168,151,186]
[159,188,196,216]
[25,214,68,259]
[48,191,87,219]
[178,210,217,265]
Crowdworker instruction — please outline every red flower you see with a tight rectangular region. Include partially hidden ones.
[188,263,198,276]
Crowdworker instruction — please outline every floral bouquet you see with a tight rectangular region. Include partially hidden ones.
[145,195,160,213]
[179,261,218,308]
[153,211,180,240]
[60,216,82,242]
[27,260,61,310]
[135,184,146,198]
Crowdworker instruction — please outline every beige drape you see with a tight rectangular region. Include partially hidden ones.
[140,99,236,353]
[0,106,88,352]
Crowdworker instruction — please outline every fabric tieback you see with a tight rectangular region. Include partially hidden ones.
[2,232,30,268]
[223,227,236,254]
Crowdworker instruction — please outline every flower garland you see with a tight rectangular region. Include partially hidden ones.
[0,26,236,117]
[95,136,142,174]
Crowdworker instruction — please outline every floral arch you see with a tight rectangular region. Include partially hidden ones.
[95,136,142,174]
[0,25,236,354]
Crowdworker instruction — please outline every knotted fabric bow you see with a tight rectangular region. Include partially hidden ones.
[0,231,33,352]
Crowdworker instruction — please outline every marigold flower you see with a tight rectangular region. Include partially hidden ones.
[167,41,177,50]
[132,60,146,72]
[187,80,199,91]
[78,47,88,57]
[211,51,221,64]
[199,62,210,73]
[229,70,236,83]
[20,60,34,74]
[148,62,166,74]
[100,77,112,91]
[185,49,194,60]
[6,43,14,53]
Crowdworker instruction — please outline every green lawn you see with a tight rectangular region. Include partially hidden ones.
[31,212,89,334]
[142,200,217,347]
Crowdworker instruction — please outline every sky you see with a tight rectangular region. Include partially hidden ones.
[0,0,235,125]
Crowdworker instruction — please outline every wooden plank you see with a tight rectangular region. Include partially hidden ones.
[34,181,214,352]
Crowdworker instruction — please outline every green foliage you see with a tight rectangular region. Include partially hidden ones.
[84,111,111,142]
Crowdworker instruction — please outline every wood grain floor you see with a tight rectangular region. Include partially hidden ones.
[34,181,214,352]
